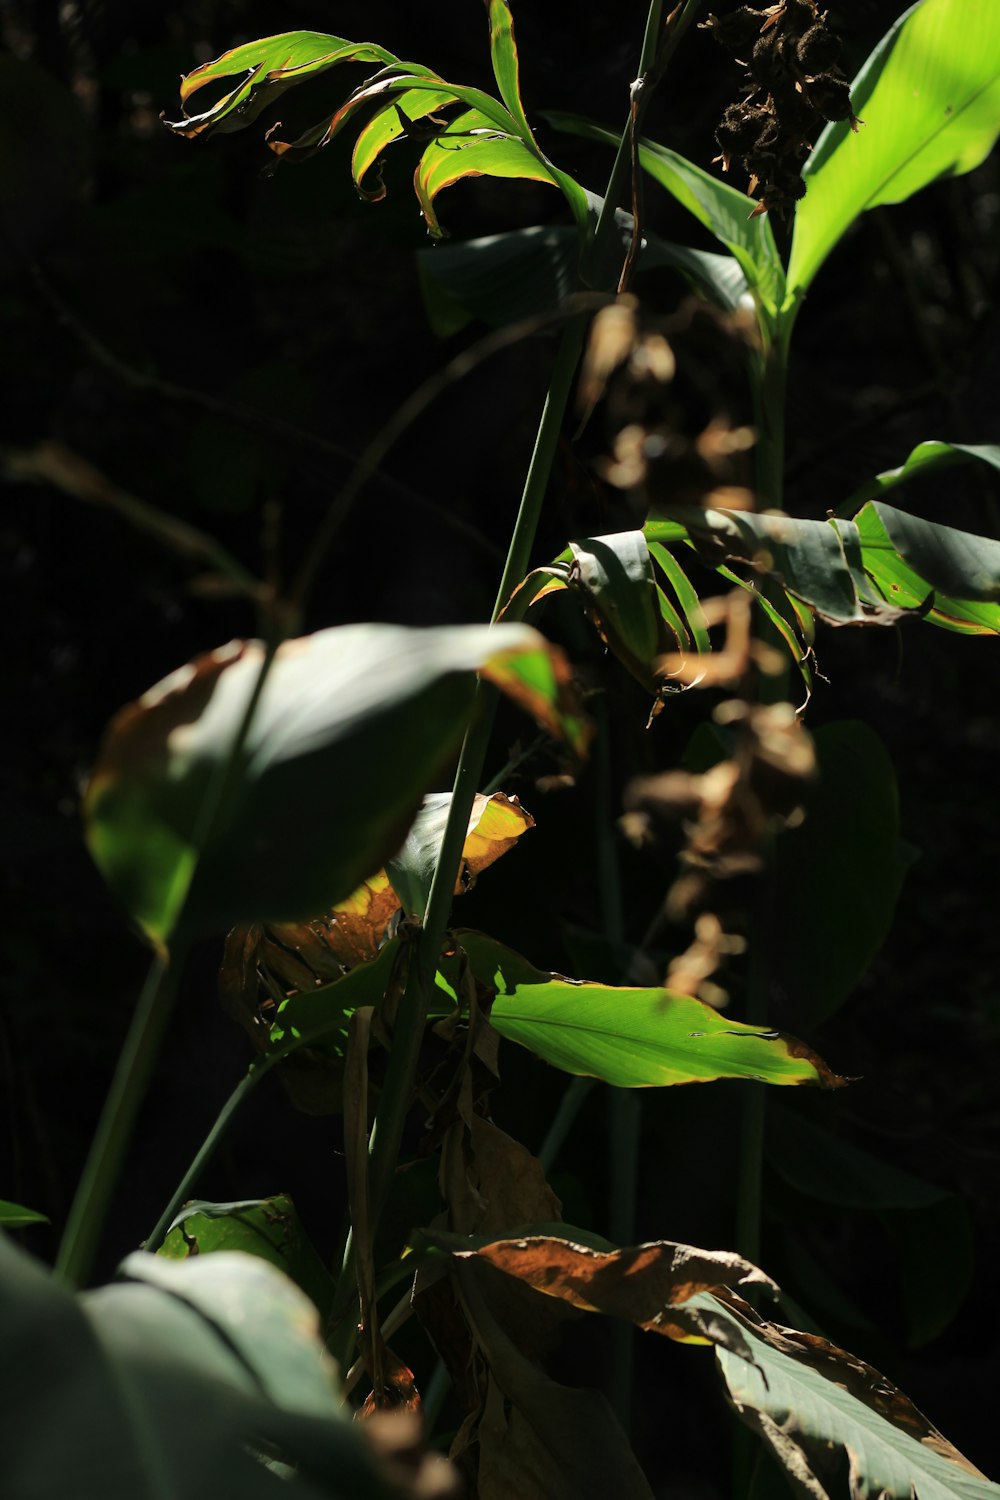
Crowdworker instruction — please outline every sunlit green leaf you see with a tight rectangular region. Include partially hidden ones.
[693,1290,998,1500]
[415,111,562,239]
[85,623,584,946]
[787,0,1000,303]
[351,87,458,200]
[453,931,843,1089]
[162,32,396,139]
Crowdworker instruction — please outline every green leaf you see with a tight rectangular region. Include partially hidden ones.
[857,502,1000,632]
[843,440,1000,513]
[567,531,674,691]
[542,112,785,316]
[162,32,397,139]
[415,110,563,240]
[693,1290,998,1500]
[0,1234,389,1500]
[787,0,1000,303]
[648,504,1000,632]
[0,1199,49,1228]
[351,87,458,200]
[158,1195,336,1323]
[454,931,843,1089]
[646,541,712,653]
[772,722,906,1026]
[84,622,585,946]
[114,1250,343,1418]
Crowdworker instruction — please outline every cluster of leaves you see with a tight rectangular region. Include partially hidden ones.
[6,1,1000,1498]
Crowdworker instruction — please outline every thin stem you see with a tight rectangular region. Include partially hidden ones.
[56,952,180,1285]
[538,1077,594,1174]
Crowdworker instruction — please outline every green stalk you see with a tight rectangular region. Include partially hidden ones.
[56,951,180,1285]
[752,320,791,512]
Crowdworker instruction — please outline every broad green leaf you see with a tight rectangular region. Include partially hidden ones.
[454,931,843,1089]
[542,112,785,316]
[424,1227,777,1344]
[387,789,534,918]
[162,32,397,139]
[772,722,906,1025]
[85,622,584,946]
[0,1234,388,1500]
[691,1291,998,1500]
[857,502,1000,632]
[158,1195,336,1323]
[788,0,1000,303]
[844,440,1000,513]
[115,1250,342,1418]
[0,1199,49,1228]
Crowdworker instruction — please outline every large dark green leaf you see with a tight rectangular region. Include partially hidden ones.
[857,504,1000,633]
[0,1234,390,1500]
[693,1291,998,1500]
[85,623,585,946]
[453,932,843,1089]
[787,0,1000,304]
[772,722,906,1026]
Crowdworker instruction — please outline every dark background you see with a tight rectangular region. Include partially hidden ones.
[3,1,1000,1493]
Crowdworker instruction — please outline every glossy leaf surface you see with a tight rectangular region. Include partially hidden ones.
[788,0,1000,302]
[85,623,582,945]
[454,932,843,1089]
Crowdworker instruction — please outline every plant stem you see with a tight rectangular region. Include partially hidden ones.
[327,319,589,1368]
[753,322,791,511]
[56,951,180,1285]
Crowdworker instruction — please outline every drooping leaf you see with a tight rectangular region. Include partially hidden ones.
[351,87,459,200]
[84,623,584,946]
[787,0,1000,304]
[158,1195,336,1324]
[692,1290,998,1500]
[542,112,785,316]
[162,32,397,139]
[0,1200,49,1228]
[843,440,1000,513]
[387,790,534,918]
[425,1228,778,1345]
[0,1234,391,1500]
[415,112,563,240]
[646,505,1000,633]
[772,722,906,1026]
[453,931,844,1089]
[647,540,713,654]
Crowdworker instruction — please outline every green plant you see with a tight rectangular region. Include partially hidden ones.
[8,1,1000,1496]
